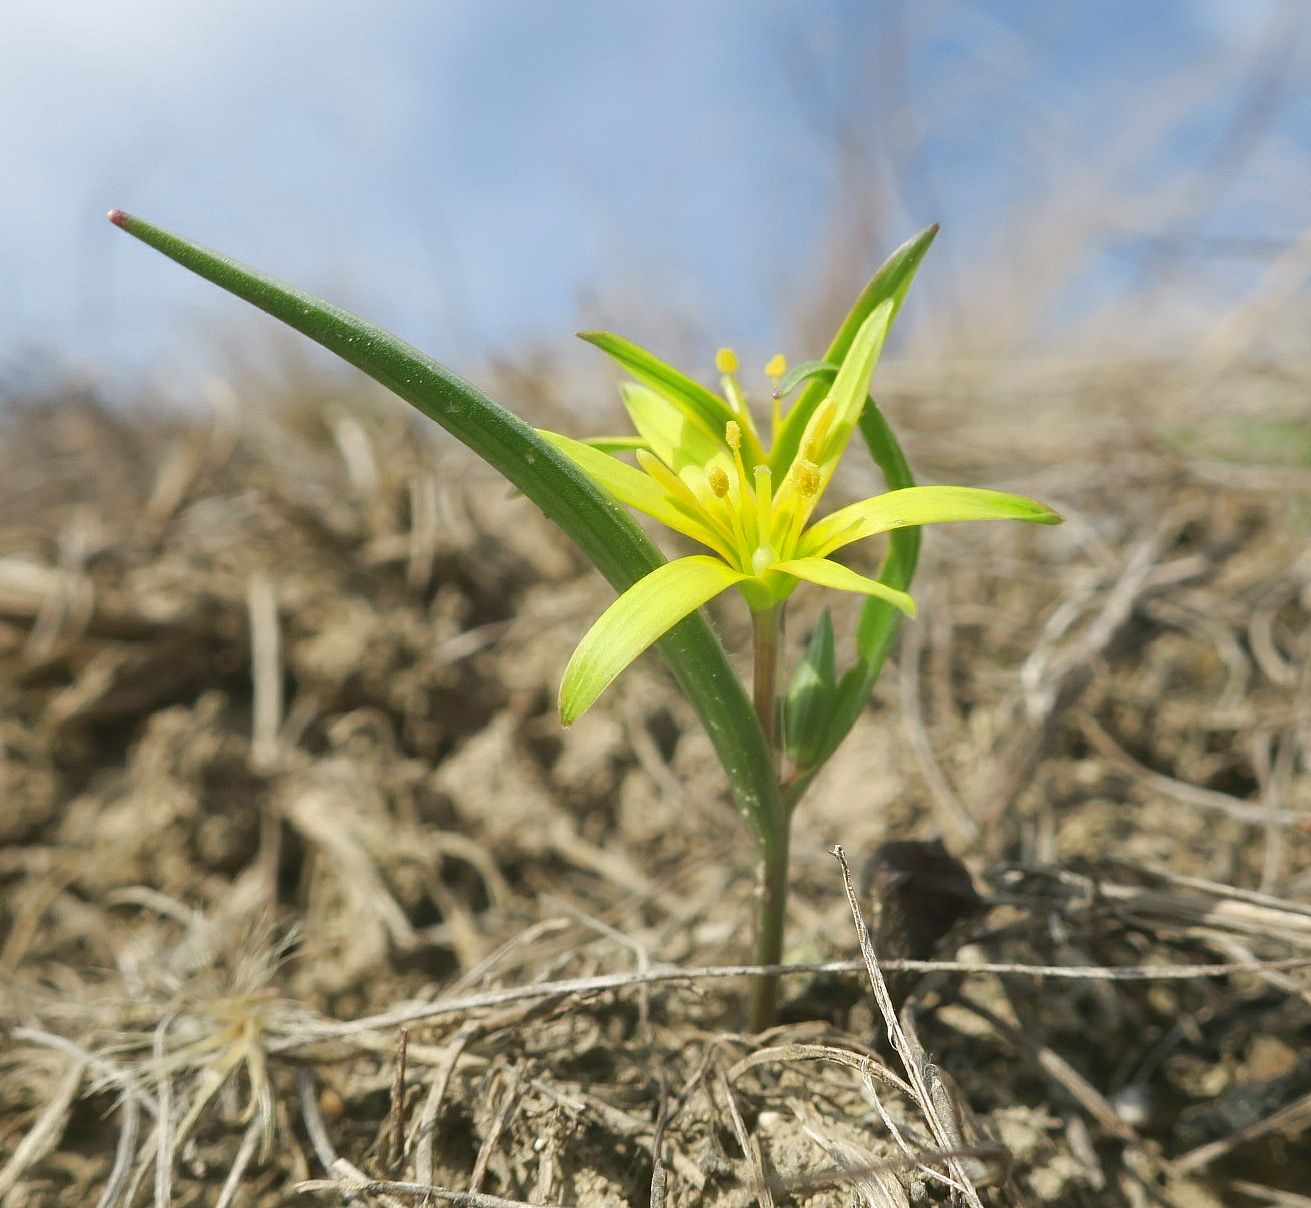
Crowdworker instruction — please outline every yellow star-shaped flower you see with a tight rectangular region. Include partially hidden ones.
[542,300,1060,723]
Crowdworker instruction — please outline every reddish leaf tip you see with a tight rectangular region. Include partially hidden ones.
[107,209,128,226]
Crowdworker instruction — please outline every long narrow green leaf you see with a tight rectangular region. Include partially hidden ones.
[578,330,735,433]
[823,403,922,764]
[108,210,781,841]
[771,224,938,475]
[772,359,837,399]
[783,400,919,804]
[783,610,834,769]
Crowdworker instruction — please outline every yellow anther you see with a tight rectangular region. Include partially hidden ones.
[724,420,742,452]
[708,466,730,498]
[790,458,821,498]
[764,353,787,381]
[715,347,739,374]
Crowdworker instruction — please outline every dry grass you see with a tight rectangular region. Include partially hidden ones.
[0,339,1307,1208]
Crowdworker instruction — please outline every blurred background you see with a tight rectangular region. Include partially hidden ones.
[5,0,1310,411]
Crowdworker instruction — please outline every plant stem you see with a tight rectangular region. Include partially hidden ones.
[751,606,781,754]
[748,604,788,1031]
[748,820,791,1031]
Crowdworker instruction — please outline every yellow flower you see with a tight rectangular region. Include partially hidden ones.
[542,301,1060,723]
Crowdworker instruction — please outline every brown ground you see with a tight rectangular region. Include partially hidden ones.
[1,366,1308,1206]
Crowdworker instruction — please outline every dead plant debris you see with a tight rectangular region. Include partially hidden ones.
[1,377,1308,1206]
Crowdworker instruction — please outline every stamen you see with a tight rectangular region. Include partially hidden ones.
[707,466,730,498]
[718,348,751,423]
[790,458,821,499]
[778,457,823,554]
[764,353,787,382]
[727,421,752,523]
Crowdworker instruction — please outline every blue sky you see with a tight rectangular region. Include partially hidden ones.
[3,1,1307,395]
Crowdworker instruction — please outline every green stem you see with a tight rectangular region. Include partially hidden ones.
[748,820,791,1032]
[749,604,788,1031]
[751,606,781,755]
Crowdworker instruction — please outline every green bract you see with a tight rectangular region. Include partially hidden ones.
[544,306,1060,724]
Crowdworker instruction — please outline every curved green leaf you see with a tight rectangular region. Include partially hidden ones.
[579,330,768,467]
[784,399,919,800]
[772,359,836,400]
[771,224,938,475]
[109,210,781,841]
[801,485,1062,560]
[783,610,835,770]
[560,556,747,724]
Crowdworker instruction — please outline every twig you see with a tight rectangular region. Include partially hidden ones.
[265,953,1311,1051]
[1254,725,1298,893]
[957,992,1143,1148]
[153,1017,174,1208]
[414,1022,479,1186]
[7,1027,159,1117]
[215,1114,265,1208]
[1226,1178,1311,1207]
[832,844,984,1207]
[727,1042,913,1097]
[387,1028,409,1171]
[468,1063,523,1194]
[528,1077,706,1190]
[1110,863,1311,919]
[296,1175,568,1208]
[781,1099,912,1206]
[297,1068,367,1207]
[544,893,654,1044]
[0,1057,85,1198]
[774,1142,1010,1198]
[1173,1090,1311,1175]
[92,1093,139,1208]
[714,1063,775,1208]
[859,1064,924,1186]
[1081,715,1306,828]
[648,1072,670,1208]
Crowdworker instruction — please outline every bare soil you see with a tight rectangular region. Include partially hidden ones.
[1,374,1308,1206]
